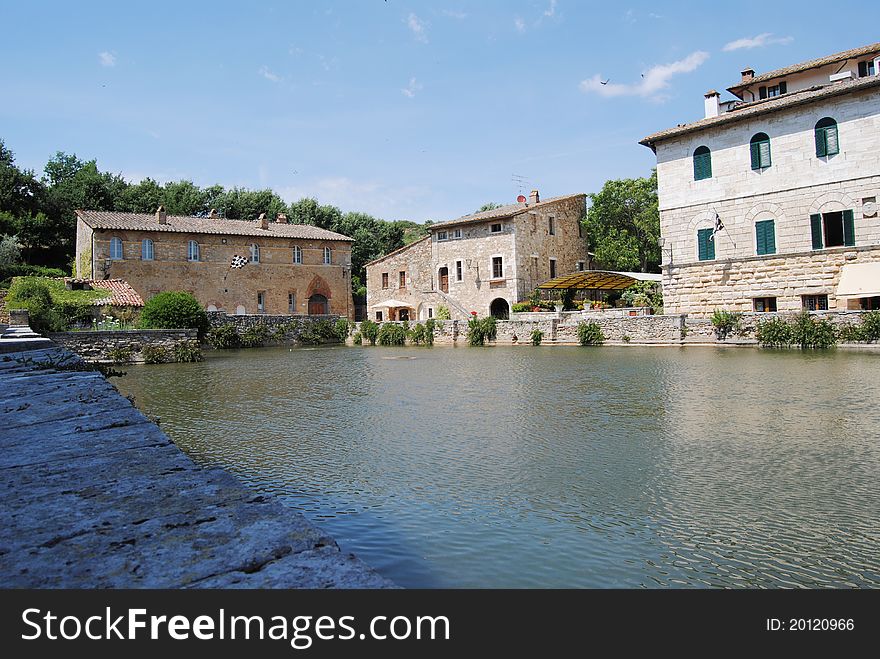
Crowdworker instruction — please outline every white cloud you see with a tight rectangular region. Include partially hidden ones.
[544,0,557,18]
[723,33,793,52]
[98,51,116,67]
[580,51,710,100]
[258,65,281,83]
[514,17,526,33]
[279,177,431,220]
[401,77,423,98]
[441,9,467,20]
[407,13,428,43]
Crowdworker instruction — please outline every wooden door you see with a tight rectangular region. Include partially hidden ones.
[439,268,449,293]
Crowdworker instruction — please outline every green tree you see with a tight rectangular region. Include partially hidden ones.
[583,170,659,272]
[478,202,501,212]
[289,197,343,229]
[117,177,164,213]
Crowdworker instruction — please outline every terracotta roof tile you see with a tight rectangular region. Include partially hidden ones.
[65,279,145,307]
[429,193,586,229]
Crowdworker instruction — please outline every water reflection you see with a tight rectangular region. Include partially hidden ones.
[117,345,880,588]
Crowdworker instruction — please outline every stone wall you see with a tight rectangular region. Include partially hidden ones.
[49,329,198,363]
[207,311,343,346]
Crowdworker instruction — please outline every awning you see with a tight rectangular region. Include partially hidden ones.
[370,299,414,308]
[836,262,880,298]
[538,270,662,290]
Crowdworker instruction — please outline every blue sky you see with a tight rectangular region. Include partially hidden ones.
[1,1,876,222]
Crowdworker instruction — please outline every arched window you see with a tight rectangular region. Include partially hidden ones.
[815,117,839,157]
[323,247,332,265]
[693,146,712,180]
[141,239,154,261]
[750,132,771,170]
[250,243,260,263]
[292,245,302,264]
[109,237,124,260]
[187,240,200,262]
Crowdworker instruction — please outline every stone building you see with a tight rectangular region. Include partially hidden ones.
[641,42,880,315]
[365,191,587,321]
[75,208,354,318]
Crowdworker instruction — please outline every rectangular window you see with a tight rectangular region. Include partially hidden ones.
[251,244,260,263]
[399,271,406,289]
[802,295,828,311]
[452,228,462,239]
[455,260,463,282]
[376,310,383,321]
[492,256,503,279]
[755,219,776,255]
[548,217,555,235]
[858,60,876,77]
[491,223,502,233]
[257,291,266,313]
[813,210,855,249]
[576,261,585,272]
[697,228,715,261]
[436,231,448,241]
[288,293,296,313]
[754,297,777,312]
[381,272,389,289]
[428,308,433,318]
[187,240,200,262]
[141,239,154,261]
[549,258,557,279]
[323,247,332,265]
[292,245,302,263]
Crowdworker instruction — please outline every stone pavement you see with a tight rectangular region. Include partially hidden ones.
[0,347,393,588]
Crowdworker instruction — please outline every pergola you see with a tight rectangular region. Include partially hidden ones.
[537,270,661,291]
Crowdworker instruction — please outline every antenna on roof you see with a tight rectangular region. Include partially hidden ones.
[511,173,529,198]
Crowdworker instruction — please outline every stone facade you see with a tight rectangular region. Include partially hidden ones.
[642,44,880,316]
[48,329,198,363]
[75,210,355,319]
[365,192,588,321]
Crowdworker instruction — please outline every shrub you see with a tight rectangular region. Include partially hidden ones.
[622,335,631,343]
[360,319,379,345]
[334,318,351,341]
[836,323,865,344]
[377,322,407,346]
[0,264,67,287]
[710,309,742,340]
[424,318,435,345]
[561,288,576,311]
[755,317,793,348]
[141,345,170,364]
[352,331,363,345]
[138,291,209,336]
[107,346,133,364]
[173,340,203,363]
[6,277,63,333]
[511,302,532,313]
[792,312,836,349]
[860,310,880,342]
[530,328,543,346]
[621,281,663,311]
[240,322,271,347]
[436,305,451,320]
[207,324,241,349]
[409,322,426,345]
[577,321,605,346]
[466,316,497,346]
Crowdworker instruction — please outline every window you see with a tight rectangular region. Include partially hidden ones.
[376,310,383,321]
[858,60,876,77]
[187,240,200,262]
[250,243,260,263]
[323,247,331,264]
[759,81,787,99]
[381,272,389,289]
[576,261,585,272]
[288,293,296,313]
[455,260,463,282]
[292,245,302,263]
[693,146,712,180]
[141,239,154,261]
[811,210,854,249]
[815,118,839,157]
[802,294,828,311]
[754,297,777,312]
[750,133,771,170]
[549,258,557,279]
[428,308,433,318]
[436,230,448,241]
[755,219,776,256]
[491,223,502,233]
[257,291,266,313]
[452,228,462,239]
[548,217,555,235]
[492,256,503,279]
[697,228,715,261]
[110,237,123,260]
[399,271,406,289]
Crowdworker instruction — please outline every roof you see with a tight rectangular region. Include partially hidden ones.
[429,193,586,229]
[76,210,353,242]
[537,270,661,291]
[364,235,431,267]
[65,278,145,307]
[727,42,880,96]
[640,75,880,148]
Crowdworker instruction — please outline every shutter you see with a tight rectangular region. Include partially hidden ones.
[810,214,824,249]
[765,220,776,254]
[698,229,708,260]
[759,140,771,167]
[759,86,767,99]
[707,231,715,260]
[703,152,712,179]
[815,127,827,157]
[779,81,787,94]
[843,209,855,246]
[859,61,868,77]
[694,152,711,180]
[750,142,761,170]
[825,125,839,155]
[756,222,766,255]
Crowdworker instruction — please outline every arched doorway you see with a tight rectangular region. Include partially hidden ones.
[490,298,510,320]
[439,267,449,293]
[308,294,329,315]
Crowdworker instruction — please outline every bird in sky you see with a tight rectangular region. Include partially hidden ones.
[600,79,610,85]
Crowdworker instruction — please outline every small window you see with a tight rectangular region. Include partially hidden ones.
[381,273,389,289]
[110,237,124,260]
[754,297,777,312]
[250,244,260,263]
[697,228,715,261]
[288,293,296,313]
[802,294,828,311]
[436,231,448,241]
[858,60,876,77]
[549,258,557,279]
[455,260,463,282]
[292,245,302,263]
[141,239,154,261]
[376,310,383,321]
[811,210,855,249]
[323,247,331,265]
[755,219,776,256]
[548,217,555,235]
[576,261,585,272]
[187,240,200,262]
[492,256,503,279]
[490,223,502,233]
[750,133,771,170]
[428,308,433,318]
[452,228,462,239]
[759,81,786,99]
[693,146,712,180]
[814,117,839,157]
[399,271,406,289]
[257,291,266,313]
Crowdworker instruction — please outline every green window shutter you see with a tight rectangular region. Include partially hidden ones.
[825,125,839,155]
[707,231,715,260]
[843,209,855,246]
[693,151,712,180]
[755,219,776,255]
[750,142,761,170]
[756,221,766,255]
[810,214,824,249]
[698,228,715,260]
[759,140,771,167]
[815,127,827,157]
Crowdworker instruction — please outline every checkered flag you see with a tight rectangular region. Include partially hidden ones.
[230,255,249,269]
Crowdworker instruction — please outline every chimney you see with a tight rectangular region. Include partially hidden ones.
[740,67,755,84]
[156,205,167,225]
[208,208,218,218]
[276,212,288,224]
[258,212,268,230]
[704,90,721,118]
[529,190,540,205]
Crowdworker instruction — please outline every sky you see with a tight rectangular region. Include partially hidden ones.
[1,1,877,223]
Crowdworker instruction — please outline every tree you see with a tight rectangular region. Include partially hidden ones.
[289,197,342,229]
[583,170,659,272]
[478,202,501,212]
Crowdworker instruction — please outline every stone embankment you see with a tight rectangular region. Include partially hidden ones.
[0,347,392,588]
